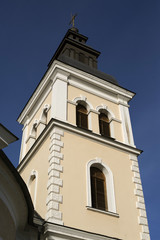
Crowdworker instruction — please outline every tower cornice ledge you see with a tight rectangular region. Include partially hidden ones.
[44,222,122,240]
[17,118,142,173]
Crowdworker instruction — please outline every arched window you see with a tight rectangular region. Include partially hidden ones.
[91,167,108,211]
[99,112,110,137]
[87,159,116,213]
[28,170,38,207]
[41,110,47,125]
[76,103,88,129]
[31,123,37,138]
[38,104,50,136]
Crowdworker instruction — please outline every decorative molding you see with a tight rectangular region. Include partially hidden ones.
[130,154,150,240]
[22,117,29,130]
[17,119,142,173]
[33,119,38,126]
[43,103,50,111]
[118,101,129,107]
[44,222,120,240]
[72,96,93,131]
[110,118,122,124]
[25,120,38,149]
[72,96,94,110]
[36,120,44,127]
[80,94,87,102]
[69,78,119,105]
[102,104,108,111]
[25,134,36,144]
[88,109,99,114]
[51,69,70,84]
[21,105,50,162]
[46,127,64,225]
[67,99,77,106]
[96,105,116,119]
[59,61,135,98]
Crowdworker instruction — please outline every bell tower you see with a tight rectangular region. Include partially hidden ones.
[17,28,150,240]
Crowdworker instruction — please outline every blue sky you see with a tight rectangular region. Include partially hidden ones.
[0,0,159,238]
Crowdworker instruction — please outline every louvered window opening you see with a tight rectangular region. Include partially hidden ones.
[99,113,110,137]
[91,167,108,211]
[76,104,88,129]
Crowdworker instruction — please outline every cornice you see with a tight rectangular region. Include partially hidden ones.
[56,60,135,99]
[17,119,142,173]
[44,222,122,240]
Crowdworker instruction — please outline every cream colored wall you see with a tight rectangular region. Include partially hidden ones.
[60,130,141,240]
[25,91,51,153]
[114,120,123,141]
[20,134,50,218]
[67,85,123,141]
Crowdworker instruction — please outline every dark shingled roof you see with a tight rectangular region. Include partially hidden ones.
[48,28,118,86]
[58,54,118,85]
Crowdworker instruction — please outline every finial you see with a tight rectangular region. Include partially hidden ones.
[69,13,77,28]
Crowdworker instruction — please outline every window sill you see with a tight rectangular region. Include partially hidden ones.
[86,206,119,218]
[76,126,92,133]
[100,135,115,141]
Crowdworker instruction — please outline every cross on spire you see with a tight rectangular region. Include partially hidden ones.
[69,13,77,27]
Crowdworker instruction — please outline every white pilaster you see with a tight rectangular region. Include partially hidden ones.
[119,96,135,146]
[51,72,69,121]
[123,105,135,146]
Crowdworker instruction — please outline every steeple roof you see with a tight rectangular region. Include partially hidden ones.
[48,28,118,86]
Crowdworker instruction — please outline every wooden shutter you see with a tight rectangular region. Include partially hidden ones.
[91,167,108,211]
[76,104,88,129]
[99,113,110,137]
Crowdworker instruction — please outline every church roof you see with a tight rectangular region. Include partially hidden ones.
[0,149,34,225]
[0,123,18,149]
[48,28,119,86]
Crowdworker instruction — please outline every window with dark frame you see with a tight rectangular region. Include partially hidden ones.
[99,112,110,137]
[76,104,88,129]
[90,167,108,211]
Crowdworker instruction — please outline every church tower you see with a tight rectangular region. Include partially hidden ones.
[17,27,150,240]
